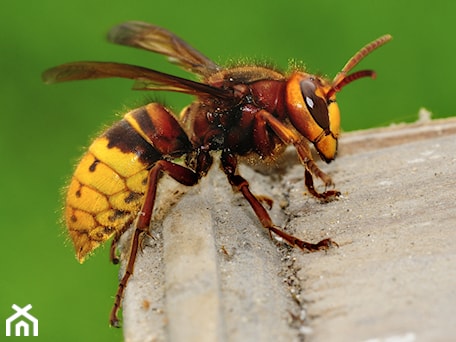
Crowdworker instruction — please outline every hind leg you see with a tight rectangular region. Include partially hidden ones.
[109,160,200,327]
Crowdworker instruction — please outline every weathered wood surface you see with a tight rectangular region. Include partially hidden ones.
[121,115,456,342]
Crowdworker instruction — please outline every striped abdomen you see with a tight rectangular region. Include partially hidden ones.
[65,103,192,262]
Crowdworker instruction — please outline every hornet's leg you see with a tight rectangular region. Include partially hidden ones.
[109,160,200,327]
[221,151,335,252]
[257,110,340,200]
[109,232,122,265]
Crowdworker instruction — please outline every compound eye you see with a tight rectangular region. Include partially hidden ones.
[300,79,329,130]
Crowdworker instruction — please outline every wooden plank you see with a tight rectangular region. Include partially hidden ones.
[121,116,456,341]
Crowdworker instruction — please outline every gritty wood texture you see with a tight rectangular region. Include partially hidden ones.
[121,113,456,342]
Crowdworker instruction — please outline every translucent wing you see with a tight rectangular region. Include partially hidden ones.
[42,61,232,99]
[107,21,220,77]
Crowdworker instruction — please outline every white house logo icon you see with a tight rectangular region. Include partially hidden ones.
[5,304,38,337]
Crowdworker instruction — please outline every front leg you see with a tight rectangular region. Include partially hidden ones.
[257,110,339,201]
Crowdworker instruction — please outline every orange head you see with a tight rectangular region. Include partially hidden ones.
[286,34,392,162]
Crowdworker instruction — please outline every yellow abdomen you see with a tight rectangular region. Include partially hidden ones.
[65,133,150,262]
[65,103,193,262]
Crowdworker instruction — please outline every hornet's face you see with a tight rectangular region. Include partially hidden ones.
[285,34,392,163]
[286,72,340,162]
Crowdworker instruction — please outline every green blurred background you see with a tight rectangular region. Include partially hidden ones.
[1,0,454,341]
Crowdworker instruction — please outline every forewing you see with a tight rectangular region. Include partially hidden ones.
[107,21,220,77]
[42,61,231,99]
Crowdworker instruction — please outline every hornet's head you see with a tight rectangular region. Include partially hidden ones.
[286,34,392,162]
